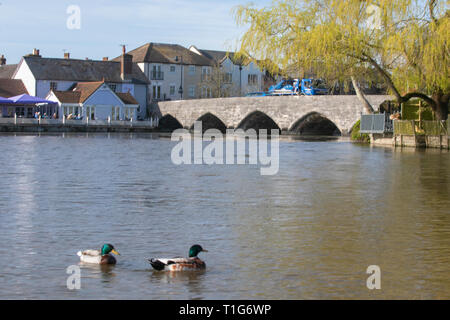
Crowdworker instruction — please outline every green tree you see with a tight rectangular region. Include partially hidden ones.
[234,0,449,120]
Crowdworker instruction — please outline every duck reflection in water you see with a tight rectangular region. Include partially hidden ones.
[79,263,117,283]
[149,268,206,284]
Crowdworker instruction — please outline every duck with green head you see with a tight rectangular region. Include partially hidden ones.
[77,244,120,265]
[148,244,208,271]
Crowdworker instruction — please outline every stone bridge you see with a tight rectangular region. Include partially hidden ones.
[155,95,392,135]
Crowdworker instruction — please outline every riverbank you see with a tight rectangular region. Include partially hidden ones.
[370,133,450,149]
[358,117,450,149]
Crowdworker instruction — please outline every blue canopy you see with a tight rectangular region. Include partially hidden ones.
[8,94,57,105]
[0,96,13,104]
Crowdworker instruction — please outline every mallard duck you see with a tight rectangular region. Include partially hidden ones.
[148,244,208,271]
[77,244,120,265]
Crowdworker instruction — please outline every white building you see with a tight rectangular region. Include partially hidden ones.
[189,46,270,96]
[11,49,150,119]
[114,43,214,101]
[46,81,138,121]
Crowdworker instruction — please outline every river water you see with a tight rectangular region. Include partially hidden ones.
[0,133,449,299]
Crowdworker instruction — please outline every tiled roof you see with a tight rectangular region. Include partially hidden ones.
[116,92,138,105]
[73,81,104,103]
[115,43,214,66]
[53,82,139,105]
[0,64,18,79]
[52,91,82,104]
[198,50,232,63]
[23,56,149,84]
[0,79,28,97]
[197,49,251,66]
[52,81,103,103]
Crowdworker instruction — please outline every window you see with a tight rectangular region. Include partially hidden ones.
[201,87,212,98]
[201,67,211,81]
[85,106,95,120]
[152,85,161,99]
[170,85,176,96]
[50,82,58,91]
[151,65,163,80]
[248,74,258,85]
[63,106,78,117]
[189,65,196,75]
[111,106,120,120]
[108,84,117,92]
[223,73,232,84]
[188,86,196,98]
[124,107,134,120]
[170,65,176,72]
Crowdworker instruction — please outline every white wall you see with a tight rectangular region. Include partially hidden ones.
[84,85,126,120]
[111,82,146,119]
[12,59,36,96]
[36,80,76,98]
[143,62,182,101]
[221,58,264,96]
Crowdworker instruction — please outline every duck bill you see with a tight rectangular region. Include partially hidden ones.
[111,249,120,255]
[202,249,208,252]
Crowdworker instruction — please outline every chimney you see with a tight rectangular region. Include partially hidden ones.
[32,48,40,57]
[64,52,70,59]
[0,55,6,65]
[120,46,132,80]
[103,57,109,61]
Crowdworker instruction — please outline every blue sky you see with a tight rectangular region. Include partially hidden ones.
[0,0,272,64]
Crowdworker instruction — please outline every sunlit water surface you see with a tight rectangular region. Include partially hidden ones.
[0,133,449,299]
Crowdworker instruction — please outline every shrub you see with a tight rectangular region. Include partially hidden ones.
[351,120,370,143]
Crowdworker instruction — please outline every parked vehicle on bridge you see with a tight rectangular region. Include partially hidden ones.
[300,78,329,95]
[248,78,329,97]
[267,79,299,96]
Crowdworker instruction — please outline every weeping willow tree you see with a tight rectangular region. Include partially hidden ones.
[234,0,449,120]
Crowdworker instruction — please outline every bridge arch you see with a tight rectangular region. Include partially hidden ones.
[289,112,341,136]
[236,110,281,132]
[191,112,227,133]
[158,114,183,131]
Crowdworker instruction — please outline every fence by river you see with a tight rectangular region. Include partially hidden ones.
[393,119,449,136]
[360,114,449,149]
[0,116,159,132]
[392,119,449,149]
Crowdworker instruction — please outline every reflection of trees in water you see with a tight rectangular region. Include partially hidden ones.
[384,149,450,298]
[418,151,449,203]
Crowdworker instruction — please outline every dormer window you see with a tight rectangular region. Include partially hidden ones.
[109,84,117,92]
[50,82,58,91]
